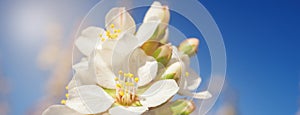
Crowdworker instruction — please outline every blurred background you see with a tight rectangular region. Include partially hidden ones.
[0,0,299,115]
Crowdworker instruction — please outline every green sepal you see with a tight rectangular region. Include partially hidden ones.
[161,73,176,79]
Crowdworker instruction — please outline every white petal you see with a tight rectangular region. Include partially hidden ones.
[68,69,97,90]
[127,48,157,86]
[90,51,116,89]
[161,62,182,80]
[66,85,114,114]
[179,89,212,99]
[105,7,136,34]
[128,48,147,72]
[180,68,201,91]
[75,27,104,56]
[72,58,88,71]
[135,21,160,46]
[97,48,113,67]
[140,80,179,107]
[193,91,212,99]
[109,106,148,115]
[42,105,83,115]
[169,46,190,67]
[102,39,117,50]
[143,1,164,23]
[160,28,169,43]
[181,54,190,67]
[143,1,169,42]
[171,46,180,59]
[143,1,170,35]
[111,33,139,73]
[137,61,158,87]
[81,26,104,38]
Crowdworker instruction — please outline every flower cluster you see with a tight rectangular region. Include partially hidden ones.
[43,1,211,115]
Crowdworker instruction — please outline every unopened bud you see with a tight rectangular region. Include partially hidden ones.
[152,44,172,66]
[141,41,163,56]
[161,62,181,80]
[144,2,170,26]
[178,38,199,56]
[144,2,170,41]
[170,99,195,115]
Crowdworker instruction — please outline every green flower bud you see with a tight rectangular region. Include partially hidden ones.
[152,44,172,66]
[170,99,195,115]
[178,38,199,56]
[161,62,181,80]
[141,41,163,56]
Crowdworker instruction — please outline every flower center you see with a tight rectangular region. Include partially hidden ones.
[99,24,121,41]
[114,70,139,106]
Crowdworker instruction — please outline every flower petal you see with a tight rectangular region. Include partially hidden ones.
[127,48,158,86]
[179,89,212,99]
[75,27,104,56]
[193,91,212,99]
[127,48,148,73]
[102,39,117,50]
[105,7,136,34]
[68,69,97,90]
[169,46,190,67]
[109,106,148,115]
[42,105,83,115]
[143,1,165,22]
[90,50,116,89]
[180,68,201,91]
[137,61,158,87]
[140,79,179,107]
[66,85,114,114]
[160,28,169,43]
[72,58,88,71]
[135,21,160,46]
[97,48,113,67]
[143,1,169,41]
[111,32,139,73]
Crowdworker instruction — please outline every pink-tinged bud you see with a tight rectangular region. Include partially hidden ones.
[178,38,199,56]
[141,41,163,56]
[152,44,173,66]
[170,99,195,115]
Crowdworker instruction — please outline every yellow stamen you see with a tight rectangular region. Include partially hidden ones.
[113,29,118,33]
[125,82,134,86]
[119,91,124,96]
[111,34,118,39]
[124,73,128,77]
[129,73,134,78]
[65,86,69,90]
[116,83,122,88]
[185,72,189,77]
[106,31,111,36]
[118,70,123,75]
[134,77,139,82]
[114,77,119,81]
[110,24,115,28]
[101,37,106,42]
[99,34,102,38]
[65,93,69,98]
[60,100,66,105]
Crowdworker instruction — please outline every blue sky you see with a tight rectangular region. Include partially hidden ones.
[200,0,300,114]
[0,0,299,115]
